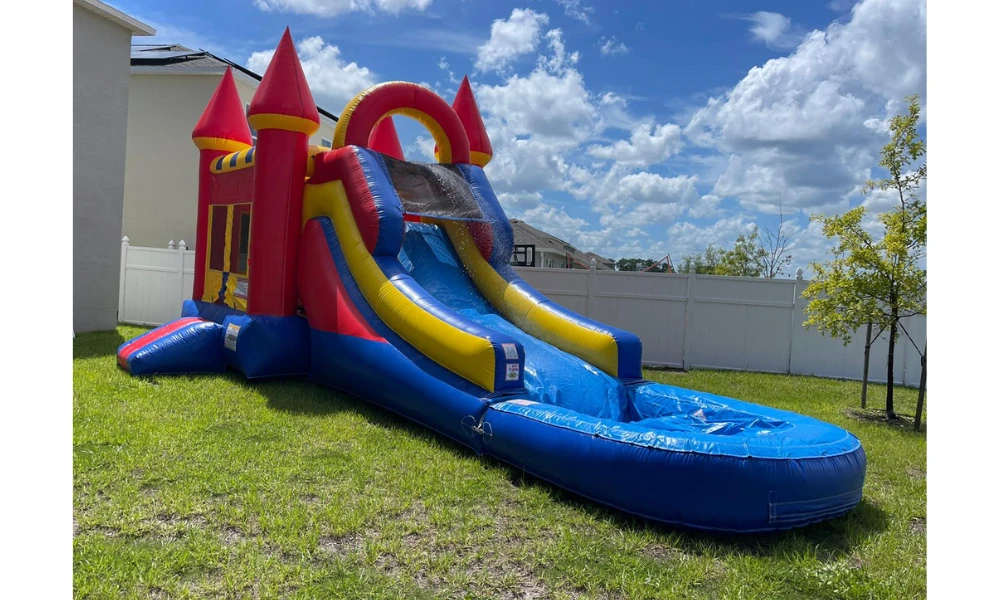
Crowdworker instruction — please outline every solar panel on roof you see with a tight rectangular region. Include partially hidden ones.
[130,50,202,60]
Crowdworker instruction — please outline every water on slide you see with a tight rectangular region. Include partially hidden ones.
[397,222,795,439]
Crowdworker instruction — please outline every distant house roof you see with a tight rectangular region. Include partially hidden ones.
[75,0,156,36]
[510,218,614,269]
[130,44,339,122]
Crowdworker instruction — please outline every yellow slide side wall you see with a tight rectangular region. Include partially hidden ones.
[305,181,500,392]
[442,221,621,377]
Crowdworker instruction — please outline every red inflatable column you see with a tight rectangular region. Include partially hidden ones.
[246,28,320,316]
[190,67,253,301]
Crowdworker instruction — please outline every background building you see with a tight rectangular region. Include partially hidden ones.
[122,45,339,248]
[73,0,155,333]
[509,219,614,269]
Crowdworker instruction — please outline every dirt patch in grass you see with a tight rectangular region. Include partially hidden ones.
[906,467,926,481]
[318,533,366,556]
[221,525,246,546]
[845,408,922,431]
[643,544,693,562]
[909,516,926,536]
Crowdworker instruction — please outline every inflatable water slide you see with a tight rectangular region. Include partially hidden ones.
[117,29,867,533]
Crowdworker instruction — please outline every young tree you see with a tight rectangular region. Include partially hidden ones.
[680,244,725,274]
[802,95,927,420]
[718,228,766,277]
[757,201,795,278]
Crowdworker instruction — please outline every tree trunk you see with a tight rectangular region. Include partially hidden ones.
[861,322,872,409]
[886,319,897,420]
[914,345,926,432]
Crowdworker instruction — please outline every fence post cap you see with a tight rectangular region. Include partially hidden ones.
[795,267,804,279]
[688,263,696,274]
[168,240,176,249]
[179,240,187,249]
[590,258,597,270]
[121,236,130,244]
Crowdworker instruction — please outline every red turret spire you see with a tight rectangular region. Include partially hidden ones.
[246,28,317,316]
[192,67,253,152]
[191,67,253,301]
[368,117,405,160]
[449,76,492,167]
[247,27,320,135]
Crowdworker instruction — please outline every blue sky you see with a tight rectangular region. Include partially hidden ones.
[114,0,926,274]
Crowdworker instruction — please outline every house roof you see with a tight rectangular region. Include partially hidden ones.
[130,44,338,122]
[75,0,155,36]
[509,219,614,269]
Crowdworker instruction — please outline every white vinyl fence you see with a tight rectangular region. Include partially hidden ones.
[118,240,925,386]
[118,237,196,326]
[514,263,925,386]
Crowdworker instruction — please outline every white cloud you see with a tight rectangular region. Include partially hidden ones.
[688,194,723,219]
[555,0,595,24]
[252,0,432,17]
[247,36,376,111]
[743,11,800,49]
[477,66,594,142]
[666,216,757,257]
[687,0,926,214]
[474,9,549,72]
[496,191,544,211]
[613,172,698,205]
[438,57,460,84]
[587,123,683,167]
[519,205,587,237]
[599,36,630,57]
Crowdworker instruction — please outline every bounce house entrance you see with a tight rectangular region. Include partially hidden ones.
[204,201,251,310]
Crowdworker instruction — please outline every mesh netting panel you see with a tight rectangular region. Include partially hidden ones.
[382,156,486,221]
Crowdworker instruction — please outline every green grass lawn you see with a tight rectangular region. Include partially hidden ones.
[74,326,926,599]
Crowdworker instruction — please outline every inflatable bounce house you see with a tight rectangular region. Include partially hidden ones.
[118,29,866,533]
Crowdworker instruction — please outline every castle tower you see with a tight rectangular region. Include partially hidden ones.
[436,76,493,167]
[191,67,253,301]
[368,117,405,160]
[246,28,320,316]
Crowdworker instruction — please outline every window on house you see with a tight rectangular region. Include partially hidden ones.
[511,244,535,267]
[209,205,229,272]
[246,102,257,144]
[230,204,251,275]
[321,138,332,148]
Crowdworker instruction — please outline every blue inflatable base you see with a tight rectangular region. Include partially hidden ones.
[117,301,311,378]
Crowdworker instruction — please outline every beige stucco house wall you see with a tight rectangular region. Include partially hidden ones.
[122,68,338,249]
[73,0,154,333]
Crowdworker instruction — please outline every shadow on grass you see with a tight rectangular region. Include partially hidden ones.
[505,466,890,559]
[254,377,462,452]
[846,408,926,434]
[73,329,127,359]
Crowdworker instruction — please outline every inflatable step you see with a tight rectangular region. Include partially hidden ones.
[117,318,227,375]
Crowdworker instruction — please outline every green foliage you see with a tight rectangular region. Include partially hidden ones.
[616,257,672,273]
[802,95,927,417]
[802,95,927,342]
[717,227,767,277]
[681,207,794,278]
[680,244,725,274]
